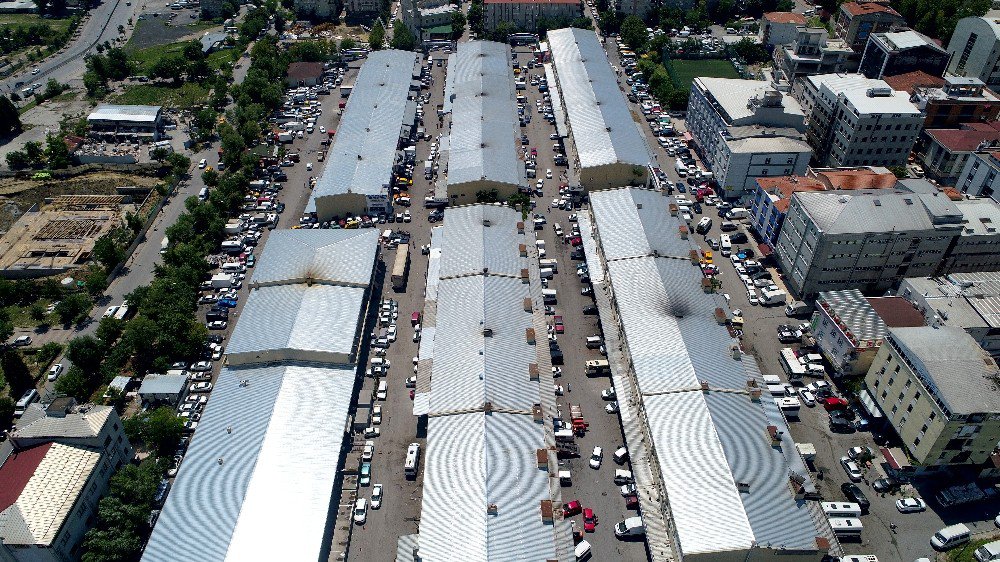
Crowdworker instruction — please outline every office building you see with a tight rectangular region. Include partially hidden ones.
[920,123,1000,185]
[549,28,652,190]
[774,27,856,83]
[811,290,924,377]
[859,30,951,80]
[482,0,582,32]
[899,272,1000,357]
[686,78,807,197]
[835,1,906,52]
[956,149,1000,199]
[887,74,1000,128]
[760,12,807,47]
[582,187,836,561]
[947,16,1000,90]
[143,230,379,562]
[307,50,420,221]
[440,41,525,205]
[865,326,1000,466]
[801,73,923,168]
[407,205,573,561]
[0,399,133,561]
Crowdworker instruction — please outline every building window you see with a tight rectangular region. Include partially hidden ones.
[881,390,888,399]
[891,405,898,414]
[914,436,921,446]
[957,32,979,73]
[929,411,936,421]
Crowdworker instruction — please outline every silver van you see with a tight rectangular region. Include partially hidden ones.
[932,523,971,550]
[975,540,1000,562]
[14,388,39,417]
[586,336,603,349]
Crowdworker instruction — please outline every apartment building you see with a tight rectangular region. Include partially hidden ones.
[345,0,380,17]
[946,16,1000,90]
[613,0,659,18]
[865,326,1000,467]
[292,0,338,19]
[774,187,965,298]
[687,78,806,196]
[835,1,906,52]
[859,31,951,80]
[800,73,923,168]
[920,123,1000,186]
[482,0,582,32]
[899,272,1000,357]
[773,27,856,83]
[886,74,1000,128]
[759,11,807,47]
[812,290,925,378]
[956,149,1000,199]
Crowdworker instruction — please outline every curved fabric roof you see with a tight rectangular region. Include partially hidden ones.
[437,205,528,279]
[250,229,378,288]
[548,28,652,171]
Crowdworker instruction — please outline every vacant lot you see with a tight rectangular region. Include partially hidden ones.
[0,14,74,35]
[126,15,217,51]
[112,82,210,107]
[671,59,739,91]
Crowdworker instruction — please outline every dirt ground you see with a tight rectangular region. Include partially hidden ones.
[0,171,161,230]
[127,13,217,51]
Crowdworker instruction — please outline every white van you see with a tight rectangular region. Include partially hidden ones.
[931,523,971,550]
[822,502,863,518]
[719,234,732,256]
[370,357,389,367]
[613,469,633,484]
[725,207,749,220]
[199,187,209,201]
[542,289,557,304]
[674,160,688,177]
[586,359,610,375]
[695,217,712,234]
[14,389,39,417]
[975,540,1000,562]
[575,539,592,560]
[585,336,603,349]
[614,516,645,537]
[539,267,554,279]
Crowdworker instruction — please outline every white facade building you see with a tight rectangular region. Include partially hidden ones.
[947,16,1000,90]
[712,127,813,196]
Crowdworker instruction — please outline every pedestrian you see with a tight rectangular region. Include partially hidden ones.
[567,383,571,392]
[889,522,897,533]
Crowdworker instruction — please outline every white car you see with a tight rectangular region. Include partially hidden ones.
[371,405,382,424]
[364,426,380,438]
[554,384,564,396]
[362,440,374,461]
[601,387,616,400]
[189,361,212,372]
[546,169,552,179]
[47,363,64,382]
[371,484,383,509]
[353,498,368,524]
[189,382,213,393]
[319,126,326,134]
[605,401,619,414]
[386,325,397,342]
[405,376,416,388]
[198,158,207,169]
[747,289,760,306]
[798,389,817,406]
[306,162,313,171]
[589,446,603,469]
[840,456,863,482]
[895,498,926,513]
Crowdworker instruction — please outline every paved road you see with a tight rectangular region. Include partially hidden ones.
[2,0,141,95]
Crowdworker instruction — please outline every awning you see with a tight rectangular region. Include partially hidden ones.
[683,131,693,144]
[858,387,884,419]
[757,242,773,257]
[880,447,912,471]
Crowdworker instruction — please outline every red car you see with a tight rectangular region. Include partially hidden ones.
[624,494,639,510]
[564,500,582,516]
[568,236,583,246]
[583,508,598,532]
[823,397,849,411]
[554,315,564,334]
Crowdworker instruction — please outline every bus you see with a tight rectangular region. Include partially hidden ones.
[391,245,410,292]
[404,443,421,478]
[112,304,132,321]
[779,347,807,382]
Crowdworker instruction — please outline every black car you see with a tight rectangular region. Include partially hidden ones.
[692,202,703,214]
[829,414,856,433]
[570,249,585,260]
[730,232,749,244]
[206,334,224,344]
[840,483,871,513]
[873,477,900,493]
[583,305,598,315]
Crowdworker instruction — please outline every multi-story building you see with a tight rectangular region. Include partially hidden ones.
[865,326,1000,467]
[687,78,806,196]
[613,0,659,18]
[759,11,807,47]
[811,290,925,378]
[859,30,951,80]
[921,122,1000,186]
[947,16,1000,90]
[944,196,1000,273]
[344,0,380,17]
[899,272,1000,357]
[887,74,1000,128]
[293,0,338,19]
[482,0,582,33]
[835,1,906,52]
[956,149,1000,199]
[712,127,813,197]
[800,73,923,168]
[401,0,457,41]
[774,187,966,298]
[750,175,826,247]
[773,27,856,83]
[0,399,133,561]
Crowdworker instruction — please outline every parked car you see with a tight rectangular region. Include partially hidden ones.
[841,483,871,513]
[564,500,582,516]
[189,361,212,372]
[47,363,64,382]
[189,382,213,393]
[353,498,368,524]
[840,456,863,482]
[589,446,603,469]
[583,508,598,532]
[371,484,383,509]
[896,498,926,513]
[601,387,616,400]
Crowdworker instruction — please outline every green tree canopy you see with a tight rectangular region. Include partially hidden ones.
[390,20,416,51]
[124,406,184,456]
[620,15,647,52]
[0,95,21,137]
[368,23,385,50]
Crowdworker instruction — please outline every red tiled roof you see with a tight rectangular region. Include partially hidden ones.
[756,176,825,212]
[882,70,945,94]
[763,11,807,24]
[814,169,898,190]
[866,297,925,328]
[0,443,53,513]
[841,1,901,17]
[927,124,1000,152]
[286,62,323,81]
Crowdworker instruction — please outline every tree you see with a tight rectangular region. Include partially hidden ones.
[83,70,108,98]
[83,267,109,296]
[620,15,647,52]
[888,165,908,178]
[42,78,65,100]
[54,365,91,401]
[194,108,217,141]
[44,133,71,169]
[475,188,499,203]
[66,335,107,375]
[730,37,769,64]
[150,54,186,83]
[93,234,125,271]
[451,10,466,39]
[29,302,46,322]
[201,169,220,187]
[55,293,91,325]
[150,147,170,162]
[0,95,21,137]
[24,140,43,163]
[390,19,416,51]
[368,23,385,50]
[0,397,14,426]
[340,37,357,51]
[5,150,30,170]
[166,152,191,176]
[124,406,184,456]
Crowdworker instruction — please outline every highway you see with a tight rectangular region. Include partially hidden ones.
[2,0,140,94]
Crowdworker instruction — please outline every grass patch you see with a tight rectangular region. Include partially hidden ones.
[112,82,209,108]
[129,41,190,75]
[17,99,38,115]
[949,538,993,562]
[671,59,739,92]
[0,14,73,34]
[206,48,239,71]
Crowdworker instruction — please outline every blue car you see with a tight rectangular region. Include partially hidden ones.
[216,298,238,308]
